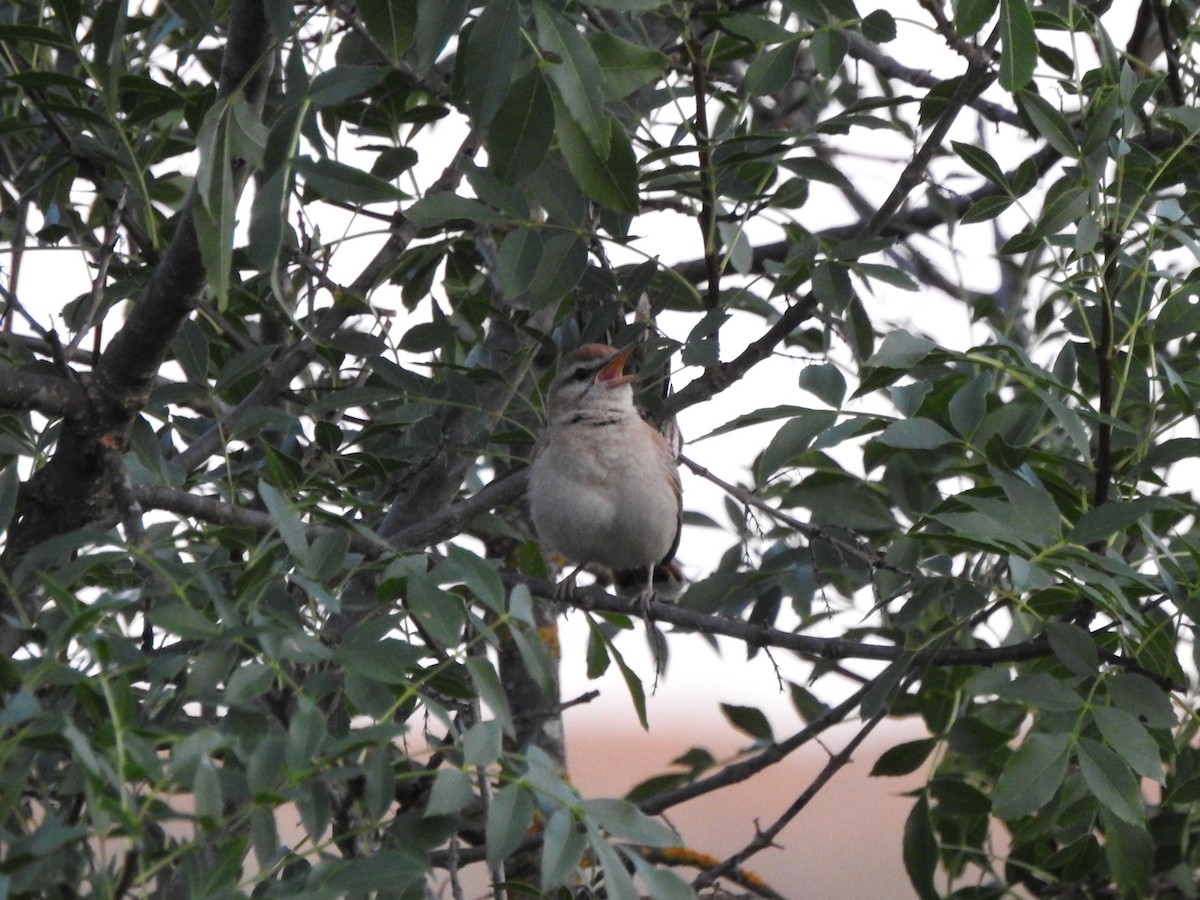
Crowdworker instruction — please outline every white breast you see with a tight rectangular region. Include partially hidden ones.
[530,414,678,571]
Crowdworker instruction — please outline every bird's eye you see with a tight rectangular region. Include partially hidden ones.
[571,368,590,382]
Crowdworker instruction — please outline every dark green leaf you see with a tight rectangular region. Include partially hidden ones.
[489,67,555,183]
[1017,90,1079,157]
[992,732,1070,819]
[998,0,1036,91]
[1101,809,1153,897]
[295,156,407,205]
[798,363,847,407]
[861,10,896,42]
[555,108,640,214]
[871,738,937,777]
[1091,705,1164,784]
[745,41,799,97]
[719,704,775,743]
[535,2,608,153]
[462,0,520,125]
[1106,673,1176,729]
[997,673,1082,712]
[956,0,998,34]
[1043,622,1099,676]
[486,783,536,869]
[877,418,957,450]
[357,0,416,59]
[426,767,475,816]
[1077,738,1144,825]
[308,65,389,107]
[591,32,669,99]
[414,0,468,75]
[903,796,939,900]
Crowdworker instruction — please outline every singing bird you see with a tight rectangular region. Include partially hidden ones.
[529,343,682,609]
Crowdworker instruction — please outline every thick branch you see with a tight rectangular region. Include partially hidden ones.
[0,368,88,419]
[2,0,276,652]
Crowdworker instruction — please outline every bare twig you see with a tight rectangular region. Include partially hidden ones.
[693,702,890,890]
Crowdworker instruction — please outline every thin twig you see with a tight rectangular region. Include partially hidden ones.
[693,702,890,890]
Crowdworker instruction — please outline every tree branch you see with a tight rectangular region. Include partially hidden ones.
[693,701,889,889]
[2,0,277,653]
[0,368,88,419]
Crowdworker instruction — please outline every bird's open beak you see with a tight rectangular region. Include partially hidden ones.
[596,346,638,387]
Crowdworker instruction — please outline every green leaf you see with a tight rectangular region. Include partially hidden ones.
[1091,705,1164,784]
[466,657,515,737]
[953,140,1008,186]
[406,574,464,646]
[225,663,274,707]
[872,738,937,777]
[961,194,1015,224]
[425,767,475,816]
[1043,622,1099,676]
[414,0,468,75]
[1101,809,1153,897]
[580,798,679,846]
[877,418,957,450]
[992,731,1070,819]
[1077,737,1144,825]
[405,192,508,226]
[322,851,426,892]
[1106,673,1176,729]
[1069,498,1168,545]
[956,0,998,34]
[811,28,848,78]
[463,720,503,769]
[759,411,838,477]
[357,0,416,59]
[555,107,640,214]
[629,855,699,900]
[798,363,847,407]
[998,0,1036,91]
[745,41,799,97]
[586,616,648,728]
[541,808,588,890]
[535,2,608,153]
[997,673,1083,712]
[486,783,536,870]
[994,469,1062,542]
[864,330,938,368]
[528,234,587,308]
[861,10,897,42]
[307,65,389,107]
[489,67,555,183]
[295,155,406,205]
[498,227,544,299]
[903,795,939,900]
[258,479,309,566]
[462,0,520,126]
[719,704,775,743]
[1017,90,1079,157]
[440,545,506,612]
[590,32,669,100]
[0,462,20,534]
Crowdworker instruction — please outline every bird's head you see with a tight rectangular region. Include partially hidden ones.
[547,343,639,417]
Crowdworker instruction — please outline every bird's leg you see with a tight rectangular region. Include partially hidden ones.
[634,568,656,624]
[635,564,668,682]
[554,562,586,606]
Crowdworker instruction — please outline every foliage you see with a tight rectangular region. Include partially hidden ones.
[1,0,1199,897]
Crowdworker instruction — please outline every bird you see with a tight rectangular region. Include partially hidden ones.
[528,343,682,614]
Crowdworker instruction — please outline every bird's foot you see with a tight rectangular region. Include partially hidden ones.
[551,565,584,613]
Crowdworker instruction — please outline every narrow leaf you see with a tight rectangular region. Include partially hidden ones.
[998,0,1036,91]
